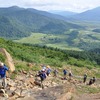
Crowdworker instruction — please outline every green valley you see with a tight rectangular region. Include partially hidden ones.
[15,27,100,51]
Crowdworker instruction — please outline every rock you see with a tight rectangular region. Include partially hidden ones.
[16,96,35,100]
[13,89,22,96]
[22,71,27,74]
[24,78,35,88]
[27,63,33,68]
[0,48,15,72]
[57,92,72,100]
[7,80,16,87]
[10,87,16,91]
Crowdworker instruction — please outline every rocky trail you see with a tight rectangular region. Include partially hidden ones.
[0,71,99,100]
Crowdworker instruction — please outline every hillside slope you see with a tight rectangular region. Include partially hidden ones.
[69,7,100,22]
[0,6,82,39]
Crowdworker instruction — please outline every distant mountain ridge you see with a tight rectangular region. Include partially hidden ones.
[49,10,77,17]
[50,7,100,22]
[0,6,82,39]
[69,7,100,21]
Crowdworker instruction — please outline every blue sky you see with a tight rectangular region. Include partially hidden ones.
[0,0,100,12]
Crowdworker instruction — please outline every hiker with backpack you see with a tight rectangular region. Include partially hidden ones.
[53,69,58,77]
[88,78,93,85]
[68,69,73,80]
[83,74,87,83]
[38,69,46,88]
[41,64,47,72]
[46,66,51,76]
[63,69,67,80]
[92,77,96,84]
[0,62,9,88]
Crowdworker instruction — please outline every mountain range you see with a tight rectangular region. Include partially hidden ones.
[49,10,77,17]
[0,6,82,39]
[56,7,100,22]
[0,6,100,50]
[72,7,100,21]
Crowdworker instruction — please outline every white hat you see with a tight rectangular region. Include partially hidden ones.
[42,69,45,72]
[0,62,4,66]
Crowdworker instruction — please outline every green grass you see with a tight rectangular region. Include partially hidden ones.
[14,27,100,51]
[77,85,100,94]
[15,32,82,51]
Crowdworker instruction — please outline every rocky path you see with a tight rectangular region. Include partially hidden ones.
[0,71,100,100]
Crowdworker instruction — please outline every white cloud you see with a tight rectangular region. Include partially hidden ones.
[0,0,100,12]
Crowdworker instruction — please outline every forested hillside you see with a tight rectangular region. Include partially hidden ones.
[0,6,82,39]
[0,38,100,69]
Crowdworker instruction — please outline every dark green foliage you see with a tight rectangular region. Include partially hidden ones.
[0,38,100,68]
[0,16,30,39]
[92,29,100,33]
[66,30,79,45]
[0,53,5,62]
[0,6,82,39]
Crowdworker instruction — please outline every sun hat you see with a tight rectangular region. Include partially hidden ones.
[0,62,4,67]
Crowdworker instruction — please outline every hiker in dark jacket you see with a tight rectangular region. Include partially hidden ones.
[38,69,46,88]
[63,69,67,80]
[46,66,51,76]
[69,70,73,80]
[83,74,87,83]
[92,77,96,84]
[89,78,93,85]
[53,69,58,77]
[0,62,8,88]
[38,69,46,83]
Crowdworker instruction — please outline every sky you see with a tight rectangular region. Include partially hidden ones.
[0,0,100,12]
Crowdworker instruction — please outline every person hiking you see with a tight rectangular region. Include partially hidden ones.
[46,66,51,76]
[69,70,73,80]
[0,62,8,88]
[83,74,87,83]
[41,64,47,72]
[63,69,67,80]
[53,69,58,77]
[92,77,96,84]
[38,69,46,88]
[89,78,93,85]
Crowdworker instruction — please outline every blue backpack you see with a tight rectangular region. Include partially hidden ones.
[40,73,46,80]
[63,70,67,75]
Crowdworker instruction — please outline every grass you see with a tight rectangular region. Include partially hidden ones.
[14,32,82,51]
[77,85,100,94]
[14,28,100,51]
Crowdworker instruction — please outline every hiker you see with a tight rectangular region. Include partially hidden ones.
[92,77,96,84]
[0,62,9,88]
[83,74,87,83]
[41,65,47,72]
[63,69,67,80]
[53,69,58,77]
[69,70,73,79]
[88,78,93,85]
[46,66,51,76]
[38,69,46,88]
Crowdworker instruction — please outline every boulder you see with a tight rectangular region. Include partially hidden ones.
[0,48,15,72]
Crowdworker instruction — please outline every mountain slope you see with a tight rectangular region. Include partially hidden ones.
[49,10,77,17]
[0,6,82,39]
[70,7,100,21]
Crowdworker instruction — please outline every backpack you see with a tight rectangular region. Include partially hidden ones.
[63,70,67,75]
[40,73,46,80]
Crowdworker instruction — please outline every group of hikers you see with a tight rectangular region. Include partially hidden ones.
[83,74,96,85]
[35,65,96,88]
[0,61,96,89]
[35,65,73,88]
